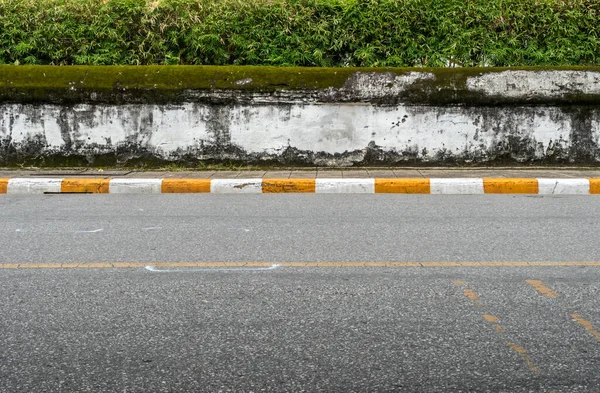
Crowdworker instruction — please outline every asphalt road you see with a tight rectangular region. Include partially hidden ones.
[2,195,600,392]
[1,194,599,263]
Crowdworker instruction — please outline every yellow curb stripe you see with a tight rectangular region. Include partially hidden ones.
[61,178,110,193]
[262,179,316,193]
[0,178,8,194]
[571,314,600,342]
[483,178,539,194]
[525,279,558,298]
[3,261,600,269]
[161,179,211,193]
[589,178,600,194]
[374,178,430,194]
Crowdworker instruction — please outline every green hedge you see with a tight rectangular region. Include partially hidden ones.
[1,0,599,67]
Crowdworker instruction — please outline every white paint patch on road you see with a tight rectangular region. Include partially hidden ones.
[109,179,162,194]
[315,178,375,193]
[228,227,251,232]
[74,229,104,233]
[142,227,162,231]
[430,178,485,194]
[144,264,280,272]
[7,178,63,194]
[537,178,590,195]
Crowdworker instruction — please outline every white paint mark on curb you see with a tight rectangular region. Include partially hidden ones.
[145,264,280,272]
[109,179,162,194]
[430,178,485,194]
[315,178,375,193]
[210,179,262,194]
[7,178,63,194]
[537,178,590,195]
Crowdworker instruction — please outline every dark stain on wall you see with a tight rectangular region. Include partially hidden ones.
[1,102,600,167]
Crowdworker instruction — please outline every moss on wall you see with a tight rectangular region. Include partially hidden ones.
[2,65,600,105]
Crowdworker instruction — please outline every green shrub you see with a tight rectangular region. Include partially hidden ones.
[0,0,599,67]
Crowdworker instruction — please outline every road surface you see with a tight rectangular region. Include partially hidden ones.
[1,194,600,392]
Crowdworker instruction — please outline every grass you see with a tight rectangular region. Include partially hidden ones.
[1,0,599,67]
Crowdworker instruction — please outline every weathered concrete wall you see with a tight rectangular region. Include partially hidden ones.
[1,66,600,166]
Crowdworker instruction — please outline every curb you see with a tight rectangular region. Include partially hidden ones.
[1,178,600,194]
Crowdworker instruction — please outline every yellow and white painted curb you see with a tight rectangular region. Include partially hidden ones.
[1,177,600,194]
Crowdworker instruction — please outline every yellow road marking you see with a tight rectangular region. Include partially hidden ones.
[61,178,110,193]
[456,281,539,376]
[525,280,558,298]
[161,179,211,193]
[452,280,481,306]
[483,178,539,194]
[571,314,600,342]
[506,342,539,375]
[2,261,600,269]
[463,289,479,301]
[374,178,430,194]
[461,286,483,306]
[482,314,505,333]
[483,314,499,323]
[262,179,316,193]
[422,262,462,266]
[0,178,8,194]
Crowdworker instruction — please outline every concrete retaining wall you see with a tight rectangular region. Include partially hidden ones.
[1,66,600,166]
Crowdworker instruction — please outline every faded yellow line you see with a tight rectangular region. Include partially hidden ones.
[483,314,499,323]
[456,282,539,376]
[506,342,539,375]
[482,314,505,334]
[457,284,483,306]
[3,261,600,269]
[463,288,480,301]
[571,314,600,342]
[525,280,558,298]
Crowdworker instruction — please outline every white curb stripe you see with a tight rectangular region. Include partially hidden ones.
[430,178,484,194]
[7,178,63,194]
[537,178,590,195]
[109,179,162,194]
[315,178,375,193]
[210,179,263,193]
